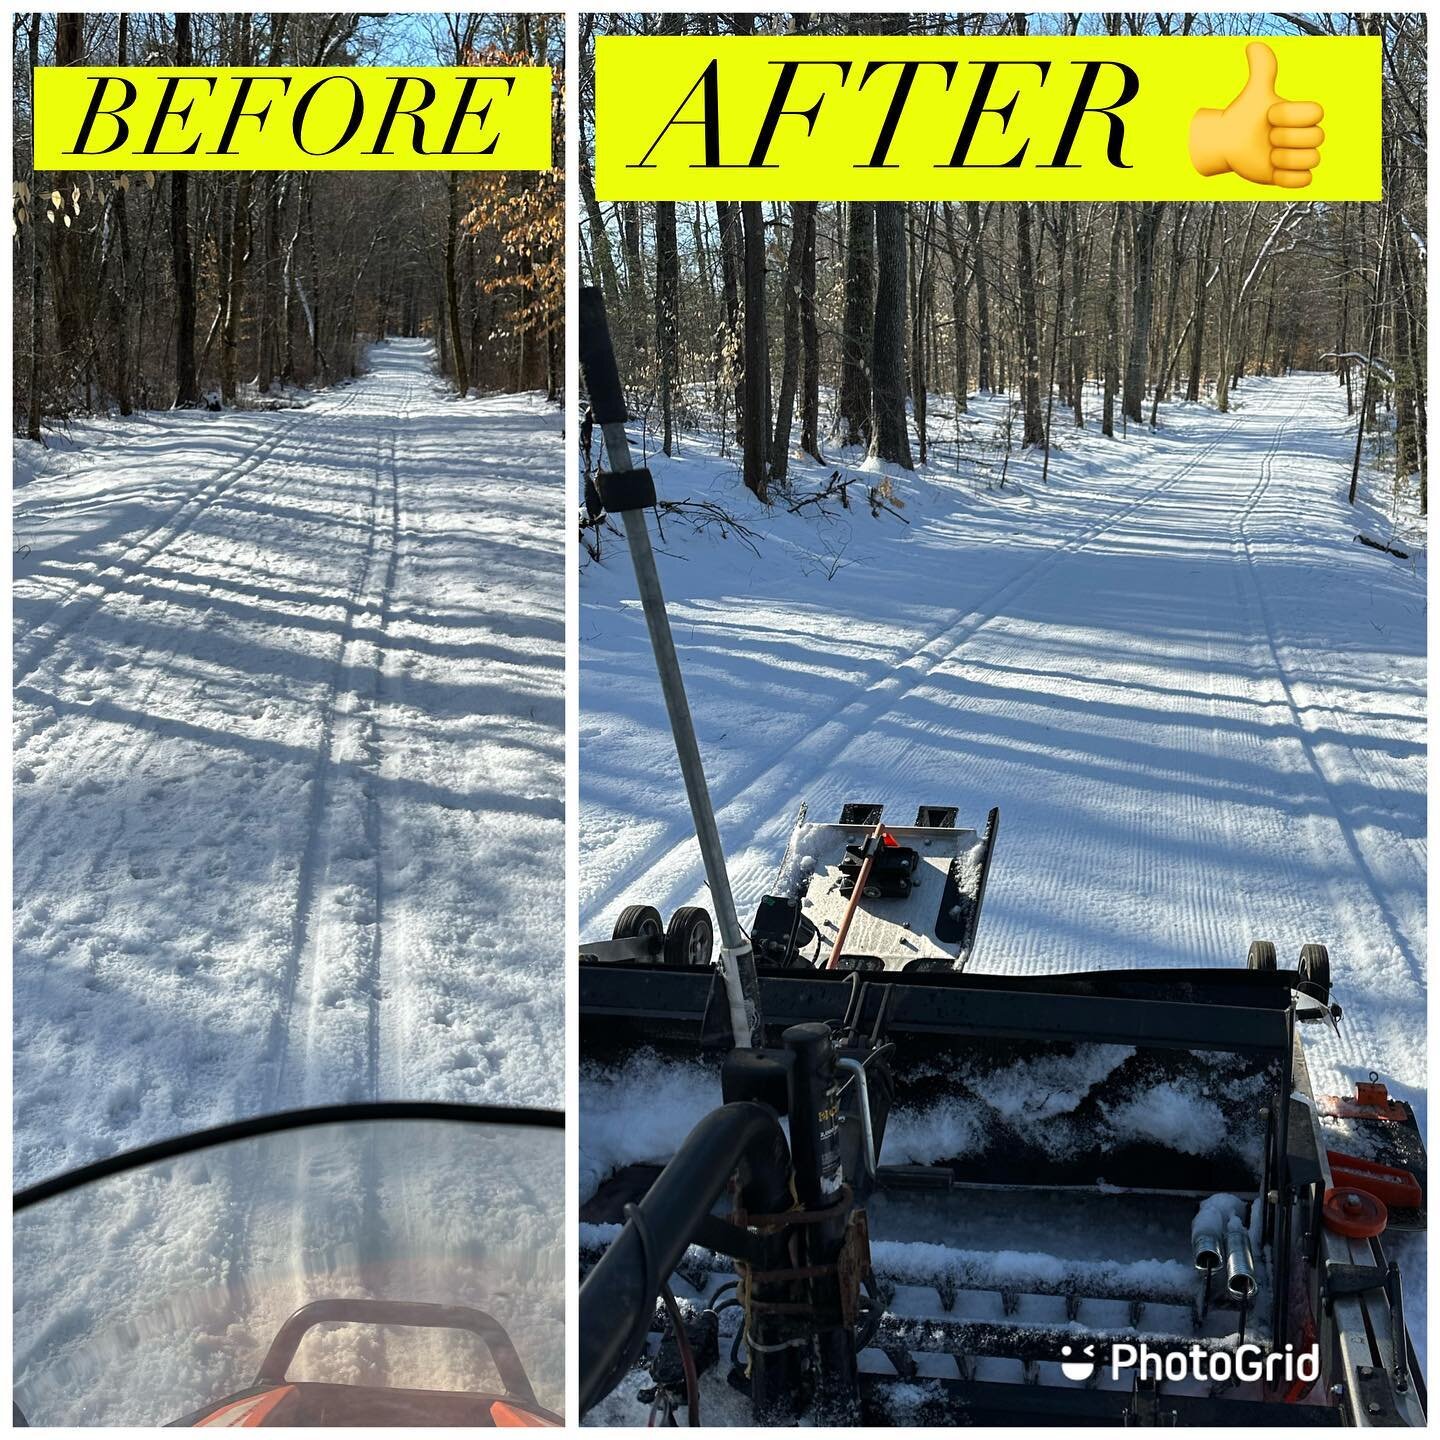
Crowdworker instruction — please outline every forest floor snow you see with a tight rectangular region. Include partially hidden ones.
[15,338,565,1170]
[579,372,1427,1400]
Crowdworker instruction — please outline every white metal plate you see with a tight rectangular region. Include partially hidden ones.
[775,821,985,968]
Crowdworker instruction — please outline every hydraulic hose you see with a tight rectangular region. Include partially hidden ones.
[579,1101,792,1415]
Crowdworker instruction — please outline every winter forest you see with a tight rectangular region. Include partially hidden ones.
[12,10,564,435]
[577,22,1427,1420]
[578,11,1426,513]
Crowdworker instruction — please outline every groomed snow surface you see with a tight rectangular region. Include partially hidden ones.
[580,373,1426,1413]
[14,342,565,1418]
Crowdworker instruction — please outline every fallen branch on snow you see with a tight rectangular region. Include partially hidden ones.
[655,498,761,555]
[1355,532,1410,560]
[786,469,910,524]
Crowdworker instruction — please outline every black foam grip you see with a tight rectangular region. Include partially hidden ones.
[579,286,628,425]
[597,467,656,513]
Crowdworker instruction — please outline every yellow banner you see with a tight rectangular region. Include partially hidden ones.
[594,35,1379,200]
[34,66,552,170]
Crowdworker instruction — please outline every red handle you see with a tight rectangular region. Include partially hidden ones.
[1326,1149,1422,1209]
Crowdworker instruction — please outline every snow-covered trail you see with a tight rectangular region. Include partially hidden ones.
[581,374,1426,1117]
[15,340,564,1185]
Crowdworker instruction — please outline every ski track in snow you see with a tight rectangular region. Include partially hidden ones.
[14,339,565,1190]
[583,409,1246,923]
[581,373,1426,1126]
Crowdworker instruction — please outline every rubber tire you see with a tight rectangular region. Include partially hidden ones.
[1247,939,1278,971]
[663,907,714,967]
[612,905,664,946]
[1298,943,1331,992]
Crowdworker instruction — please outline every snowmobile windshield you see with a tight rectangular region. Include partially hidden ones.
[13,1105,563,1427]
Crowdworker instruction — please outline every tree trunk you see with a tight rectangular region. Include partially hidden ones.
[1337,203,1353,412]
[798,202,822,461]
[941,203,970,414]
[770,202,812,485]
[1122,202,1164,423]
[97,12,132,415]
[47,11,87,401]
[1390,218,1424,489]
[967,201,993,392]
[620,204,645,308]
[952,283,969,413]
[837,201,874,445]
[1042,215,1066,482]
[1069,204,1087,426]
[1151,209,1186,406]
[715,199,743,442]
[261,177,282,391]
[654,200,679,454]
[1015,203,1045,447]
[304,177,323,378]
[869,202,914,468]
[1102,207,1122,437]
[740,199,769,499]
[910,205,935,465]
[220,177,251,405]
[26,14,44,439]
[444,171,469,396]
[1186,205,1216,403]
[170,13,198,407]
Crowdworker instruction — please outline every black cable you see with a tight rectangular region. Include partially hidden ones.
[660,1282,700,1427]
[594,1201,661,1412]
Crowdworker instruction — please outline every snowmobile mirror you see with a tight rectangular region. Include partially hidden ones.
[14,1104,563,1428]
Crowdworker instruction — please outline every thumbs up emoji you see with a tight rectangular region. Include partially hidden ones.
[1190,42,1325,188]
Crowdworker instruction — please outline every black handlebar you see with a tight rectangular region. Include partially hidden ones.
[258,1298,537,1406]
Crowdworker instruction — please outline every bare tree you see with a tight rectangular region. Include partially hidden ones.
[170,12,198,407]
[569,11,1423,517]
[836,201,874,445]
[741,200,769,497]
[870,203,913,468]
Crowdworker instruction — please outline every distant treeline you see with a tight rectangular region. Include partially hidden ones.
[13,11,564,433]
[580,12,1425,513]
